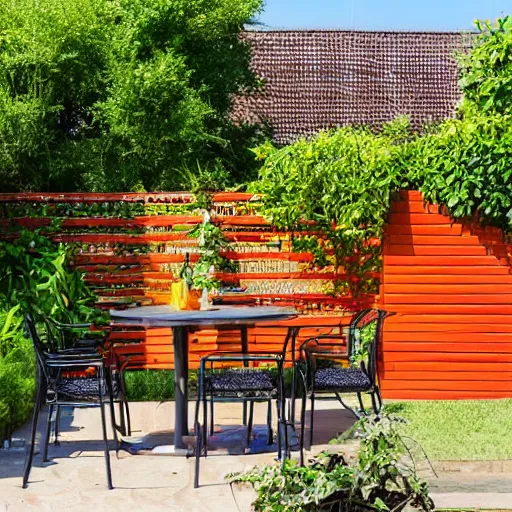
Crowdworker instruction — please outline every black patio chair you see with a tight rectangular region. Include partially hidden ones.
[193,352,287,488]
[297,308,388,465]
[23,314,119,490]
[43,318,138,440]
[44,317,105,352]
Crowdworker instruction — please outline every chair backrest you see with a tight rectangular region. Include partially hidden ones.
[347,308,387,385]
[25,314,49,381]
[43,317,69,352]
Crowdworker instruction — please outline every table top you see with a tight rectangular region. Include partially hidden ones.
[110,305,298,327]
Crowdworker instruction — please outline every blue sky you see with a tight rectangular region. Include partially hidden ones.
[257,0,511,31]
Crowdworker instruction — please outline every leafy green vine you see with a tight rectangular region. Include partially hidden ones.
[228,414,434,512]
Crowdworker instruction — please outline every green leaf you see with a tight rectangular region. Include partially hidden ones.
[447,195,459,208]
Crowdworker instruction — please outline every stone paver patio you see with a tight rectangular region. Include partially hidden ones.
[2,401,512,511]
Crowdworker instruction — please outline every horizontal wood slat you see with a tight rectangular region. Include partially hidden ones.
[385,255,503,266]
[383,390,512,400]
[384,361,512,371]
[385,224,463,236]
[383,332,512,342]
[386,235,480,245]
[383,305,512,315]
[381,380,512,391]
[383,352,512,363]
[384,265,510,275]
[387,245,487,256]
[385,314,512,324]
[385,284,512,294]
[388,213,452,225]
[383,342,512,353]
[385,322,512,332]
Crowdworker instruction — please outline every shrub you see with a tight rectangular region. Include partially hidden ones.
[0,230,103,442]
[0,229,103,324]
[0,337,35,442]
[228,415,435,512]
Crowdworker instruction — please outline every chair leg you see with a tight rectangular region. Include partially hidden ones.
[104,368,119,455]
[356,392,366,416]
[202,393,208,454]
[98,367,113,490]
[209,395,214,437]
[42,404,53,463]
[308,394,315,448]
[246,401,254,447]
[371,391,380,415]
[375,388,383,413]
[124,399,132,437]
[299,391,307,466]
[118,401,126,437]
[22,375,43,489]
[275,400,282,460]
[278,367,289,461]
[120,371,131,436]
[194,420,202,489]
[242,401,247,426]
[53,405,61,445]
[266,400,273,445]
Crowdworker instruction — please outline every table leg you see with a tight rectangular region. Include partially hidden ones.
[173,326,189,449]
[241,326,248,425]
[289,327,299,428]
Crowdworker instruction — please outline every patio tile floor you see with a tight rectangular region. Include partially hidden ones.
[2,401,512,511]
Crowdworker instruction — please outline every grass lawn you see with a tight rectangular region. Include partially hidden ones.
[385,400,512,461]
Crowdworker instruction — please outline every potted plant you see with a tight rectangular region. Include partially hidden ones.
[188,208,236,309]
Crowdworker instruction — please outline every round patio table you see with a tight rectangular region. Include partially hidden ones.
[110,305,297,453]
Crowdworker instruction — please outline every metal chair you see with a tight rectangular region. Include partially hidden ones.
[193,353,287,488]
[43,318,136,439]
[23,314,118,489]
[297,308,388,465]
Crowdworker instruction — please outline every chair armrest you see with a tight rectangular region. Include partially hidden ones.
[201,353,283,363]
[117,353,147,372]
[46,357,104,368]
[53,322,92,329]
[74,338,102,347]
[53,348,99,359]
[199,354,283,374]
[299,336,347,357]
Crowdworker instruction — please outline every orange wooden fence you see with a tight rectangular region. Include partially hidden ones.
[2,190,512,399]
[380,191,512,399]
[0,192,372,372]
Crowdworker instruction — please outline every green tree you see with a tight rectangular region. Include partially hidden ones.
[252,119,410,297]
[0,0,264,192]
[458,16,512,116]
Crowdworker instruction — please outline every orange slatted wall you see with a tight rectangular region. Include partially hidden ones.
[380,191,512,399]
[4,190,512,399]
[0,192,373,370]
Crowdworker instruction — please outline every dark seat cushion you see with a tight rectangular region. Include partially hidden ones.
[314,367,371,392]
[205,369,276,398]
[47,375,120,403]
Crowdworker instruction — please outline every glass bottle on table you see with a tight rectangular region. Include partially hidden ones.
[180,252,194,290]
